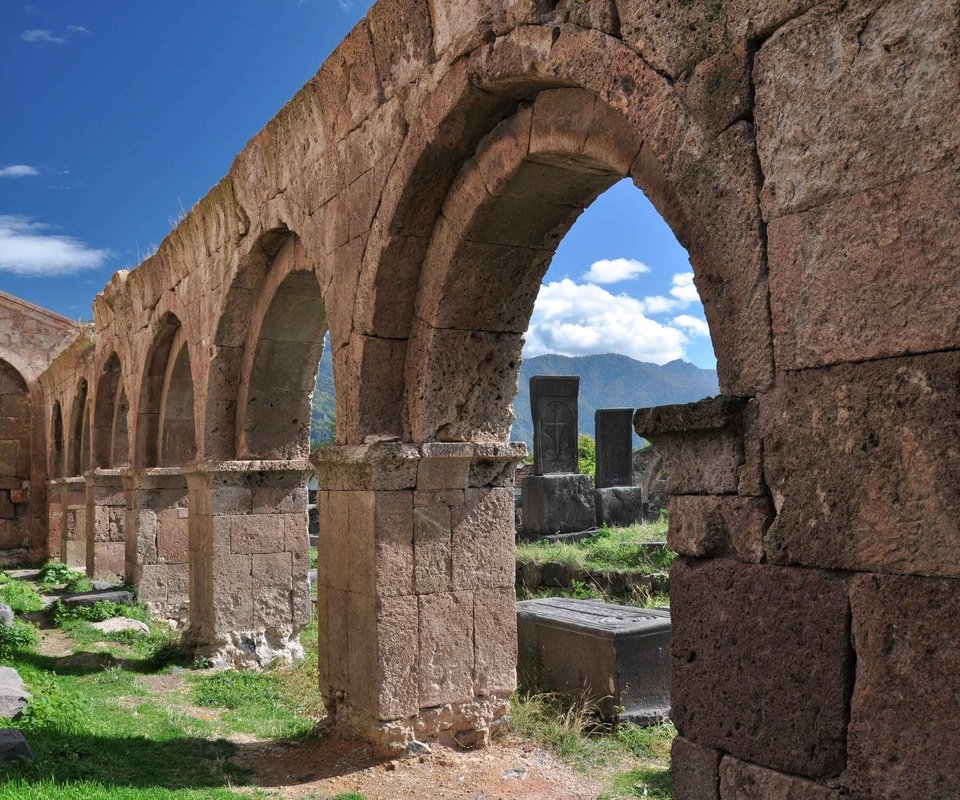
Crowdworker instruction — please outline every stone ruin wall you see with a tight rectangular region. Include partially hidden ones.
[2,1,957,796]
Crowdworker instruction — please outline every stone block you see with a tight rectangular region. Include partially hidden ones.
[0,667,30,720]
[768,166,960,369]
[676,42,753,135]
[62,589,134,608]
[157,516,189,563]
[452,487,514,591]
[670,558,852,778]
[413,503,452,594]
[762,351,960,576]
[0,728,34,764]
[755,0,960,218]
[230,513,284,555]
[474,587,516,698]
[0,492,13,520]
[634,397,747,496]
[0,441,16,475]
[252,551,293,588]
[594,486,645,529]
[668,495,773,563]
[672,736,720,800]
[374,594,419,720]
[848,573,960,800]
[370,491,414,597]
[719,757,843,799]
[517,598,671,723]
[594,408,634,489]
[418,591,474,708]
[520,474,596,538]
[670,123,774,396]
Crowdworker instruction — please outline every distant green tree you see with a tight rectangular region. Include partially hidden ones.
[578,433,596,478]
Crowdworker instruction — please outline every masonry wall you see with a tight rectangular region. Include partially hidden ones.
[23,0,960,792]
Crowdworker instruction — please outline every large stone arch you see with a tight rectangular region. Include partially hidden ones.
[0,359,32,565]
[66,378,90,477]
[93,352,126,469]
[49,399,64,481]
[135,313,183,469]
[158,330,197,468]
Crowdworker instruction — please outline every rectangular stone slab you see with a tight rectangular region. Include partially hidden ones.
[517,597,670,723]
[530,375,579,476]
[595,408,634,488]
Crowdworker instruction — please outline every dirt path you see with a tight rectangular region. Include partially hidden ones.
[238,735,601,800]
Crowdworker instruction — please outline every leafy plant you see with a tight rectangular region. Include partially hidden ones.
[0,577,46,614]
[578,433,596,478]
[51,599,151,627]
[0,619,38,658]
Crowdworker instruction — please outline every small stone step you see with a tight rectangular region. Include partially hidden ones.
[0,729,34,764]
[4,569,41,582]
[61,589,134,608]
[91,617,150,636]
[0,667,31,720]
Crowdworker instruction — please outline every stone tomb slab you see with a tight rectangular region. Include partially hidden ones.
[594,486,646,528]
[595,408,634,488]
[530,376,580,476]
[517,597,670,723]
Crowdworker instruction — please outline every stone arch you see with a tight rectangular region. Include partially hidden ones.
[158,331,197,467]
[93,353,126,468]
[50,399,64,479]
[0,359,31,563]
[135,313,182,468]
[204,227,301,461]
[235,242,327,460]
[67,379,89,476]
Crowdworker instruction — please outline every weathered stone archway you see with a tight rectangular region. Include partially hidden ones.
[12,1,958,796]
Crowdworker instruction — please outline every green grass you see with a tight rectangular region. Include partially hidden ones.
[0,575,325,800]
[0,573,47,614]
[37,561,94,593]
[516,522,673,574]
[0,618,39,657]
[511,691,676,798]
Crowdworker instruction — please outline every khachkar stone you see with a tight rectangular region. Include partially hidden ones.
[531,376,579,475]
[595,408,634,488]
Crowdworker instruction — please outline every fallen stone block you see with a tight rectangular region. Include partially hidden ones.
[0,604,13,627]
[61,589,134,608]
[0,728,34,764]
[91,617,150,636]
[0,667,31,720]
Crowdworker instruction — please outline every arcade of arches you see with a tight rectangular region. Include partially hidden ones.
[1,2,958,797]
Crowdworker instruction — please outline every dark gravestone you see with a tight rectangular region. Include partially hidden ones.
[521,474,597,538]
[595,408,635,488]
[517,598,671,724]
[595,486,646,528]
[531,376,580,475]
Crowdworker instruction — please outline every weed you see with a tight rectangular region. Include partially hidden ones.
[52,599,152,627]
[0,576,46,614]
[0,619,39,658]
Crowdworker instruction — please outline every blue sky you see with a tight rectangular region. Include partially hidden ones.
[0,1,715,370]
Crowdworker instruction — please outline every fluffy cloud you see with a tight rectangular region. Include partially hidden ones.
[0,216,111,276]
[670,272,700,304]
[582,257,651,284]
[525,279,689,364]
[673,315,711,337]
[0,165,38,178]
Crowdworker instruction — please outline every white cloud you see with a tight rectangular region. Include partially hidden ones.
[582,257,651,284]
[22,29,65,43]
[524,278,690,364]
[0,215,111,276]
[673,315,711,337]
[670,271,701,304]
[66,25,90,34]
[0,165,39,178]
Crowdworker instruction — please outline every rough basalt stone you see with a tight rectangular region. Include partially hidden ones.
[762,351,960,577]
[755,0,960,218]
[768,165,960,369]
[671,557,852,778]
[0,728,34,764]
[672,735,720,800]
[849,573,960,800]
[669,495,773,564]
[0,667,30,720]
[719,756,843,799]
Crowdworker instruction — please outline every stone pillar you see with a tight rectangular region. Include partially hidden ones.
[61,476,87,568]
[183,460,311,668]
[84,469,126,580]
[124,468,190,618]
[311,441,525,752]
[46,479,64,561]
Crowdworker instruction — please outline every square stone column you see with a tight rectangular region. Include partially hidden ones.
[123,468,190,618]
[46,479,64,560]
[183,460,312,668]
[61,476,87,568]
[84,469,126,580]
[311,441,526,753]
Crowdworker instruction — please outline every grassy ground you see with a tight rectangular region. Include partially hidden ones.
[515,521,671,573]
[0,561,674,799]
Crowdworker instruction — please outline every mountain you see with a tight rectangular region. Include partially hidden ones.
[311,348,719,447]
[512,353,719,446]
